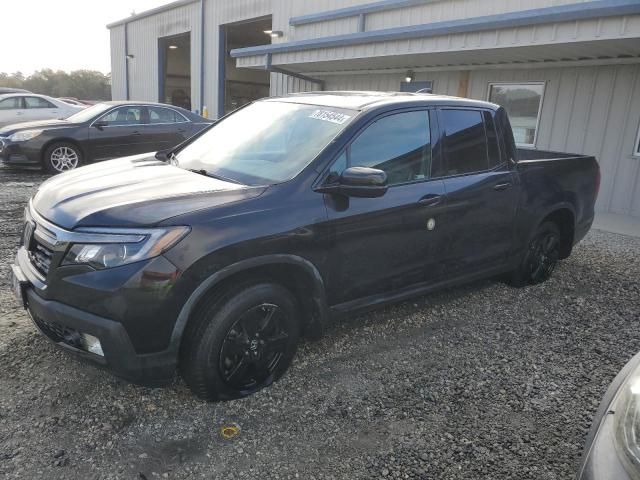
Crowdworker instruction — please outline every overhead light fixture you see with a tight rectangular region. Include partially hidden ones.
[265,30,283,38]
[169,45,178,49]
[405,70,414,83]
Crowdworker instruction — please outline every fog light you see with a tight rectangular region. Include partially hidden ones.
[79,333,104,356]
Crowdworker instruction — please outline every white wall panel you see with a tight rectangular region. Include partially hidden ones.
[109,26,127,100]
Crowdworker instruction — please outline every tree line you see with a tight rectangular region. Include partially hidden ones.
[0,69,111,100]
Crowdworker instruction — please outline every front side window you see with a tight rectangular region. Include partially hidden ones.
[0,97,22,110]
[148,106,187,124]
[175,101,356,185]
[488,82,544,147]
[24,96,56,109]
[340,111,431,186]
[441,109,488,175]
[98,106,143,126]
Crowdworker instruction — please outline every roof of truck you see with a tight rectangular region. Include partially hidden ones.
[265,91,499,111]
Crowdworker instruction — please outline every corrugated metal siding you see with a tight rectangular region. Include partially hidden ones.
[323,70,460,95]
[269,72,319,96]
[125,2,201,107]
[109,26,127,100]
[467,64,640,217]
[276,0,601,42]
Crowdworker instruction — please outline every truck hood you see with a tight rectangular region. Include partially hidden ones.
[32,154,265,229]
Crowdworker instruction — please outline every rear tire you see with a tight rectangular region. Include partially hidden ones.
[43,142,82,174]
[179,282,300,401]
[507,221,561,287]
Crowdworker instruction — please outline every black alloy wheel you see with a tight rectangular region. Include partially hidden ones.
[219,303,290,390]
[180,282,300,401]
[526,227,561,284]
[508,221,562,287]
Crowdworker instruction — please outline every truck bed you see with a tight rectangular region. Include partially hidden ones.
[516,148,591,162]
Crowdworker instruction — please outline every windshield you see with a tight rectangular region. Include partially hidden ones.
[175,101,356,185]
[66,103,112,123]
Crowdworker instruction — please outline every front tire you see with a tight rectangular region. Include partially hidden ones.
[43,142,82,174]
[508,221,561,287]
[180,282,300,401]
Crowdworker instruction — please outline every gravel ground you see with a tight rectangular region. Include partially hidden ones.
[1,166,639,480]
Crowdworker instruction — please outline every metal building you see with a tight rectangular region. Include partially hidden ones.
[108,0,640,220]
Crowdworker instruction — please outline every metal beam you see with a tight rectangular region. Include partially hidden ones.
[231,0,640,59]
[264,54,325,88]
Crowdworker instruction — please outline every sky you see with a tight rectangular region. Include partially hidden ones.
[0,0,177,75]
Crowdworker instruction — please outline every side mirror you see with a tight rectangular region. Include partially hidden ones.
[155,149,170,161]
[316,166,388,198]
[92,121,107,129]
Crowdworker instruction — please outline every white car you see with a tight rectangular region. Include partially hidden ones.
[0,93,84,128]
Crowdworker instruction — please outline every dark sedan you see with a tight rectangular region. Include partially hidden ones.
[0,101,213,173]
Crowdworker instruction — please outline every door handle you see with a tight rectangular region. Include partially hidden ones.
[493,182,512,191]
[130,131,141,136]
[418,194,442,207]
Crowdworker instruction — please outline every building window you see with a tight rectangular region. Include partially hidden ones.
[488,82,545,147]
[400,80,433,93]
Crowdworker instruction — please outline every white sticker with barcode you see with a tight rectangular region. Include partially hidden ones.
[308,110,351,125]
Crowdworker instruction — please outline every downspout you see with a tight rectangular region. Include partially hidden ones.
[124,22,130,100]
[199,0,205,114]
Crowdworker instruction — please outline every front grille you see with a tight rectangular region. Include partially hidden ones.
[28,239,54,277]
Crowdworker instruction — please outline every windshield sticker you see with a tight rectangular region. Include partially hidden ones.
[308,110,351,125]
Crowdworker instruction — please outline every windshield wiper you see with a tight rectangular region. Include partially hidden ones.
[186,168,243,185]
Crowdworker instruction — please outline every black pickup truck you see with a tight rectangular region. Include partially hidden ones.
[11,92,600,401]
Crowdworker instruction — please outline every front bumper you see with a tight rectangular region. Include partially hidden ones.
[0,136,42,166]
[15,275,177,386]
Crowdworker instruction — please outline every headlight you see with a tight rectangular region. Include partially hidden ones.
[615,364,640,474]
[9,129,43,142]
[62,226,189,270]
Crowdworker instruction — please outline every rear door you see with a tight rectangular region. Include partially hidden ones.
[23,96,61,122]
[321,109,448,306]
[437,108,519,276]
[87,106,147,160]
[0,96,26,127]
[145,106,192,151]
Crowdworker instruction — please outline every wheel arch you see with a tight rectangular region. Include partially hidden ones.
[169,255,329,355]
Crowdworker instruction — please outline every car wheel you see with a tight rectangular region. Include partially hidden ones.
[180,282,300,401]
[44,142,82,174]
[508,221,561,287]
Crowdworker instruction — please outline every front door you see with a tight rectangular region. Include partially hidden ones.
[322,109,448,306]
[437,108,519,276]
[88,106,147,160]
[0,96,26,127]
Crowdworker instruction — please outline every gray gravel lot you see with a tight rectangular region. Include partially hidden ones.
[0,166,639,479]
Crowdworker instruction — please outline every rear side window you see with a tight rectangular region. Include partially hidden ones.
[495,107,517,164]
[148,106,187,124]
[24,96,56,109]
[347,110,431,185]
[0,97,22,110]
[441,109,488,175]
[483,111,502,168]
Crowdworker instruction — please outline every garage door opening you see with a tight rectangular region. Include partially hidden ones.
[220,17,272,116]
[159,33,191,111]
